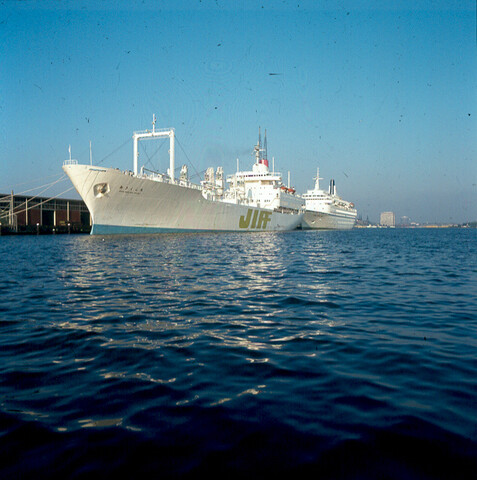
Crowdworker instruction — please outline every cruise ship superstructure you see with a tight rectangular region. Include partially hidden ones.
[63,118,304,234]
[301,168,357,230]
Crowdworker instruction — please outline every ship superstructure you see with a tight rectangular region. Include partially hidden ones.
[224,129,304,214]
[62,118,304,234]
[301,168,357,230]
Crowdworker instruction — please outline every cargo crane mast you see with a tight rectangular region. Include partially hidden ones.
[133,114,175,181]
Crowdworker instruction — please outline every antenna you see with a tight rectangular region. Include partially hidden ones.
[68,145,71,161]
[263,129,267,159]
[262,129,269,167]
[314,167,322,189]
[258,127,262,163]
[152,113,156,133]
[90,140,92,166]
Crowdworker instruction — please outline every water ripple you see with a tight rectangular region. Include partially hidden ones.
[0,229,476,477]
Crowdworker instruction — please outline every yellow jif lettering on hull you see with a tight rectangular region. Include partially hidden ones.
[239,209,272,229]
[239,209,253,228]
[250,210,259,228]
[257,211,272,229]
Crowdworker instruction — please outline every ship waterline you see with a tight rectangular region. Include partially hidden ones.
[63,122,304,234]
[63,164,302,234]
[302,209,357,230]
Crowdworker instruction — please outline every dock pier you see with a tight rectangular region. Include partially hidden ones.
[0,193,91,235]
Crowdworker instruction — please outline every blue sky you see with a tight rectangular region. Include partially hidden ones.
[1,0,476,223]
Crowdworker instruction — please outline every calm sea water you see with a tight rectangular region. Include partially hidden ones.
[0,228,476,479]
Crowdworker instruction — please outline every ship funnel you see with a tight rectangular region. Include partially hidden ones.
[329,179,336,196]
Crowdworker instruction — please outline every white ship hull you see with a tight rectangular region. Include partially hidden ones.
[301,168,357,230]
[301,209,356,230]
[63,164,303,234]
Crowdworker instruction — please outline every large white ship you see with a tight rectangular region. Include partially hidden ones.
[63,119,304,234]
[301,168,357,230]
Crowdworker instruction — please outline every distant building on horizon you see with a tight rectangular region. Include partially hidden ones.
[380,211,395,227]
[400,215,411,226]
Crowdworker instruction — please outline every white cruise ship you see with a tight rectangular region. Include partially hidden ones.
[63,118,304,234]
[301,168,357,230]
